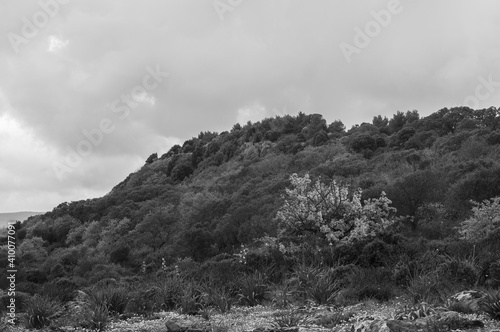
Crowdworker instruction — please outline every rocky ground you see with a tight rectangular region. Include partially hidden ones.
[3,296,500,332]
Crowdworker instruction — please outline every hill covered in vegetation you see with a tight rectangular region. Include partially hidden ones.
[2,106,500,330]
[4,107,500,285]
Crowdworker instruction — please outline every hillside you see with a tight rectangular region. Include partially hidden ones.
[4,106,500,285]
[2,107,500,331]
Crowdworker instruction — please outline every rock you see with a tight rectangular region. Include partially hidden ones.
[448,290,484,302]
[165,320,186,332]
[252,328,299,332]
[432,311,484,329]
[350,312,484,332]
[352,320,390,332]
[385,320,420,332]
[446,290,485,313]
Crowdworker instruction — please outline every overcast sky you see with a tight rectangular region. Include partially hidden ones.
[1,0,500,213]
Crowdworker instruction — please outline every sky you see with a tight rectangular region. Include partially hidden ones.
[1,0,500,213]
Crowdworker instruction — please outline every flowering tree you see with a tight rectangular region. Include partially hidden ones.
[458,196,500,243]
[276,173,396,253]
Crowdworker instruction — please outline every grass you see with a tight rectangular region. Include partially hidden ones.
[25,295,61,329]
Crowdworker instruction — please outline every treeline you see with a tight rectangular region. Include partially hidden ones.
[2,106,500,289]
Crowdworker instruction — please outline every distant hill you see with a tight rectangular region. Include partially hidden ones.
[0,212,43,227]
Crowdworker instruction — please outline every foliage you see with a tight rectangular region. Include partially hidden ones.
[14,108,500,305]
[459,196,500,243]
[340,267,395,303]
[83,302,109,332]
[406,270,453,305]
[394,302,437,320]
[25,295,61,329]
[270,281,295,308]
[290,264,340,305]
[202,285,234,313]
[276,173,396,252]
[178,281,205,314]
[81,286,130,316]
[271,308,310,327]
[237,272,269,306]
[479,289,500,320]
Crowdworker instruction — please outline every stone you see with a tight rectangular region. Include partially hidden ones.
[165,320,186,332]
[385,320,420,332]
[352,320,390,332]
[446,290,485,313]
[448,290,484,302]
[432,311,484,329]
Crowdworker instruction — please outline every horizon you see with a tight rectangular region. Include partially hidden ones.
[1,1,500,212]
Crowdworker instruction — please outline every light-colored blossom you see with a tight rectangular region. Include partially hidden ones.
[276,173,396,252]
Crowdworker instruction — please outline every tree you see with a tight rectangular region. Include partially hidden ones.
[328,120,346,137]
[146,153,158,164]
[350,134,377,152]
[373,115,389,134]
[275,173,396,252]
[459,197,500,244]
[388,171,443,230]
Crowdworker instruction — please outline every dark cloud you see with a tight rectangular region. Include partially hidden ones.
[1,0,500,211]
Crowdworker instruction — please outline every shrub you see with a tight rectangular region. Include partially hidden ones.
[305,271,340,305]
[406,271,453,305]
[72,290,110,331]
[270,281,295,308]
[458,196,500,244]
[290,264,342,305]
[82,286,130,316]
[438,255,479,288]
[272,308,310,328]
[0,291,29,313]
[479,289,500,320]
[342,267,395,303]
[25,295,61,329]
[394,302,437,320]
[40,277,78,302]
[203,285,234,313]
[85,303,109,332]
[237,272,268,306]
[276,173,395,252]
[128,286,161,316]
[178,281,204,314]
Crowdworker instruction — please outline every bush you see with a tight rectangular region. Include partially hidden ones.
[237,272,268,306]
[82,286,130,316]
[25,295,61,329]
[438,255,479,288]
[341,267,395,303]
[290,264,342,305]
[128,275,186,316]
[479,289,500,320]
[40,277,78,302]
[270,281,295,308]
[406,271,453,305]
[458,196,500,244]
[0,291,29,313]
[272,308,310,328]
[203,285,234,313]
[178,281,204,314]
[83,303,109,332]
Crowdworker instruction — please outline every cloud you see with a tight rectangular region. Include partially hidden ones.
[1,0,500,211]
